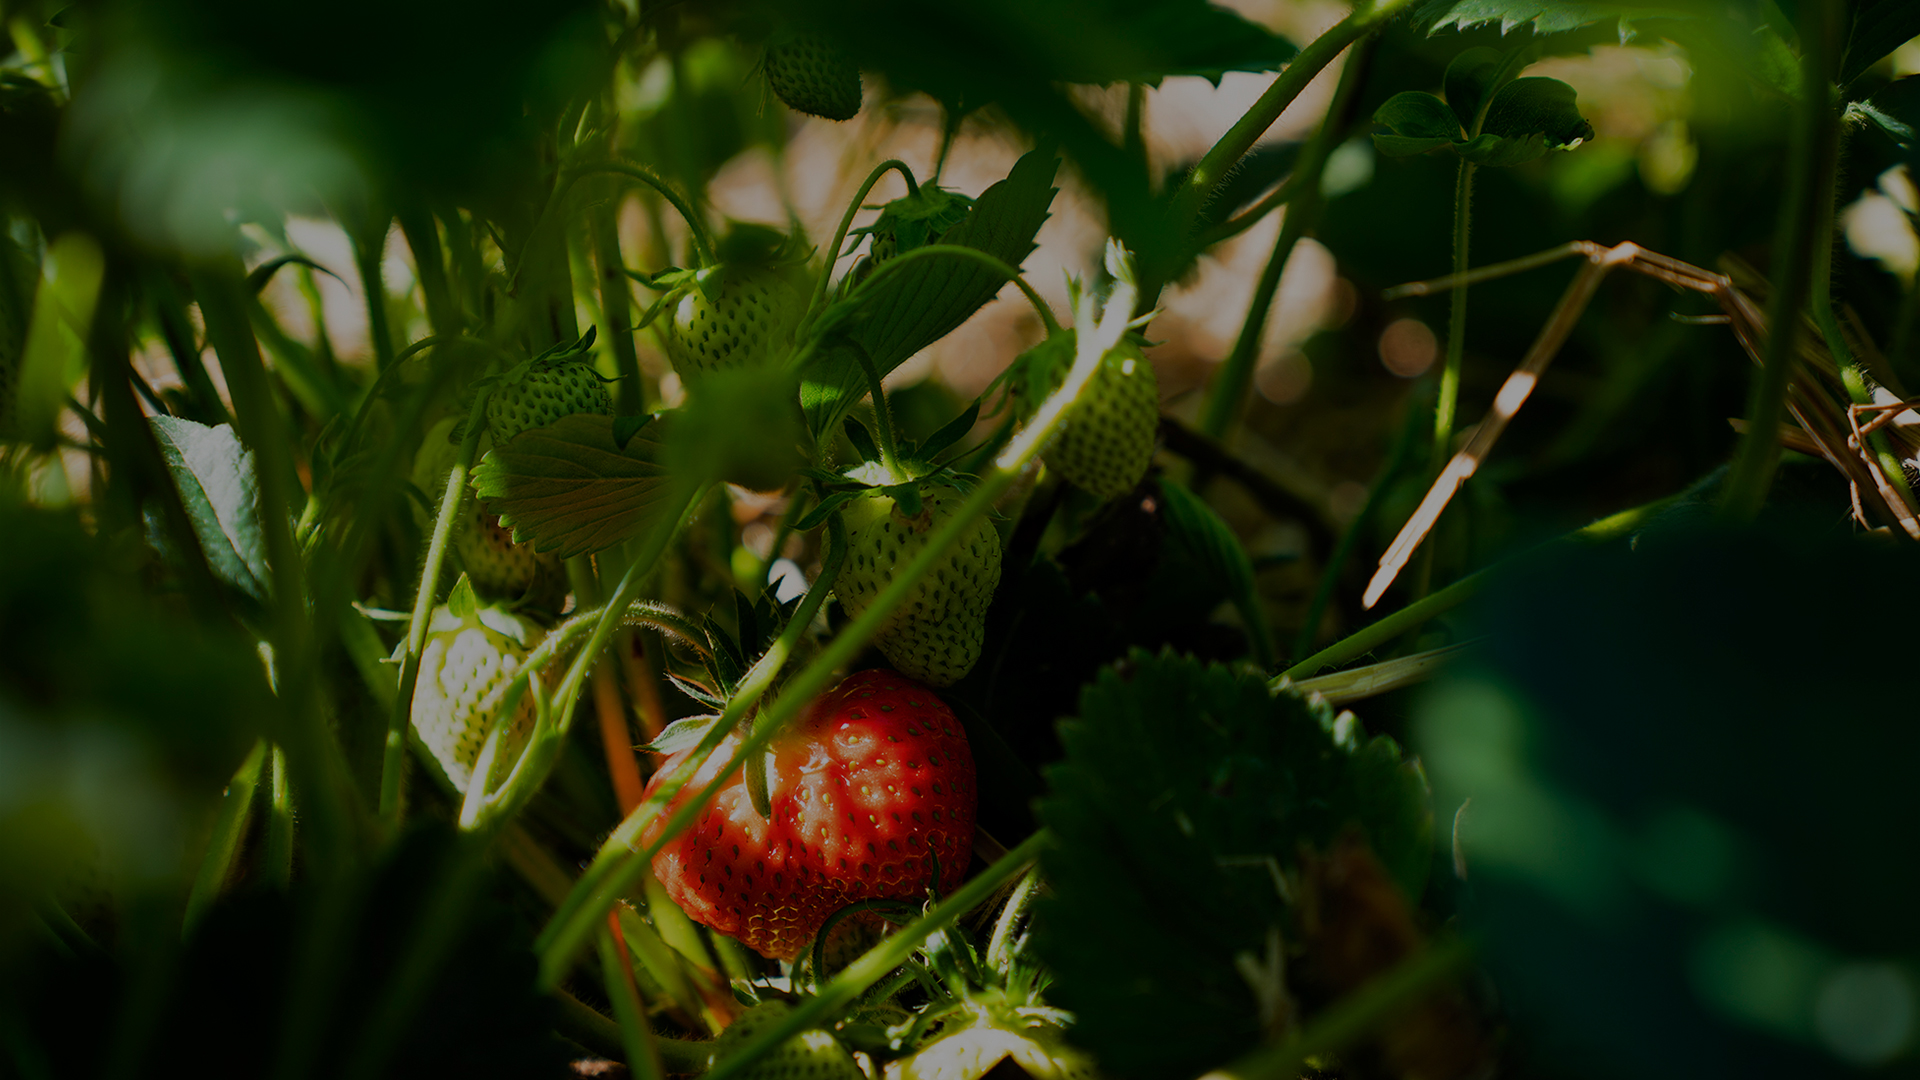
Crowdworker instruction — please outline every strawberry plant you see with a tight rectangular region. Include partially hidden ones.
[6,0,1920,1077]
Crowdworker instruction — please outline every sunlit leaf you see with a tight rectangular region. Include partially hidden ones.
[150,416,270,602]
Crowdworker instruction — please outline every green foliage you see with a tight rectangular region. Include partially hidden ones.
[471,413,674,557]
[1374,46,1594,167]
[804,150,1060,435]
[1034,651,1429,1079]
[149,416,269,602]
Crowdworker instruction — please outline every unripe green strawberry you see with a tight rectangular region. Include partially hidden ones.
[410,596,544,790]
[838,486,1001,686]
[710,1001,864,1079]
[657,264,808,383]
[412,417,565,608]
[765,28,862,122]
[1017,332,1160,500]
[454,505,568,611]
[485,352,612,445]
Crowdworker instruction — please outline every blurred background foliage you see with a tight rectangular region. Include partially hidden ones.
[3,0,1920,1075]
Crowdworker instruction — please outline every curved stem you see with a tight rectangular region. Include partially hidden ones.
[535,266,1138,987]
[1195,169,1308,251]
[1199,35,1372,440]
[850,242,1061,334]
[381,385,492,824]
[808,159,919,326]
[568,162,717,267]
[1162,0,1415,252]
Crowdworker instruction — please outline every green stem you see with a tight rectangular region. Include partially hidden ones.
[1280,494,1671,679]
[1199,36,1373,440]
[380,387,493,825]
[1162,0,1416,260]
[1199,938,1473,1080]
[1720,0,1842,521]
[535,273,1140,987]
[396,200,461,336]
[1293,389,1424,660]
[1432,159,1477,470]
[350,223,396,371]
[265,745,293,889]
[852,345,904,479]
[191,263,361,871]
[568,162,717,267]
[471,484,709,831]
[846,243,1060,335]
[985,866,1044,976]
[705,831,1052,1080]
[183,739,268,932]
[592,206,647,415]
[808,159,920,327]
[598,929,667,1080]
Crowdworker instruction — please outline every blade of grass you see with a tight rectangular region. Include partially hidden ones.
[183,739,268,932]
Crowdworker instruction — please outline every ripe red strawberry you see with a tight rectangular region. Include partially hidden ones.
[656,264,808,383]
[709,1001,863,1079]
[837,486,1001,687]
[642,670,977,960]
[765,28,862,122]
[485,341,612,446]
[1014,331,1160,500]
[410,591,544,790]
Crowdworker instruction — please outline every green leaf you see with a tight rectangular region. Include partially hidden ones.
[149,416,270,602]
[916,397,982,463]
[1154,478,1273,669]
[1443,45,1538,132]
[244,254,345,294]
[1033,651,1431,1080]
[803,150,1059,436]
[448,575,478,621]
[1481,76,1595,149]
[1856,76,1920,164]
[1843,0,1920,86]
[471,413,675,558]
[1372,91,1462,156]
[1413,0,1700,38]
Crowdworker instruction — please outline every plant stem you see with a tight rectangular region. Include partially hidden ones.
[598,926,667,1080]
[1200,34,1374,440]
[1432,159,1478,469]
[852,344,904,479]
[592,204,647,415]
[705,830,1052,1080]
[192,262,362,871]
[569,162,717,267]
[1293,388,1424,659]
[534,270,1139,987]
[349,220,396,371]
[1280,493,1672,679]
[1720,0,1842,522]
[1161,0,1416,268]
[266,745,293,889]
[808,159,919,327]
[381,387,493,825]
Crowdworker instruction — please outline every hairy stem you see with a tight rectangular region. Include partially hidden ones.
[809,159,919,327]
[381,387,492,825]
